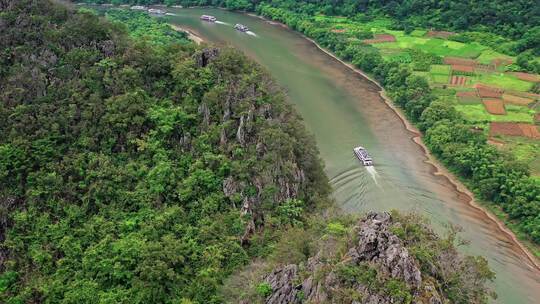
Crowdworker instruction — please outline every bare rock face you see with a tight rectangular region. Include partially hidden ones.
[198,102,210,126]
[194,48,220,67]
[98,40,116,57]
[265,265,300,304]
[347,212,422,288]
[236,115,246,146]
[264,212,434,304]
[222,177,237,198]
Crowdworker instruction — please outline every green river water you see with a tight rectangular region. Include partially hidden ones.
[103,5,539,302]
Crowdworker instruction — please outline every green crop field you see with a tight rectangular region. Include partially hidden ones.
[431,74,450,84]
[476,49,514,65]
[373,35,487,58]
[314,14,539,159]
[473,72,534,91]
[430,64,451,75]
[455,104,535,123]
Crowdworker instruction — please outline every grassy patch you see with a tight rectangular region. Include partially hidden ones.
[431,74,450,84]
[381,50,412,63]
[476,49,514,65]
[455,104,534,123]
[430,64,451,75]
[457,97,482,104]
[495,136,540,176]
[473,72,533,91]
[374,35,487,59]
[429,64,452,84]
[410,29,427,37]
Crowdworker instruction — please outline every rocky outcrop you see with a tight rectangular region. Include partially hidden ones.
[198,102,210,126]
[264,212,440,304]
[194,47,219,67]
[346,212,422,288]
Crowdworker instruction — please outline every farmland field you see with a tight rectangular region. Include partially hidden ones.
[476,49,513,65]
[473,73,534,91]
[483,99,506,114]
[311,15,539,177]
[455,104,535,123]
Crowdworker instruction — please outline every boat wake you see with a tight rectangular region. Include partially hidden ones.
[215,21,230,25]
[366,166,380,186]
[246,31,257,37]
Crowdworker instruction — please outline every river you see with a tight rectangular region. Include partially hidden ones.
[158,7,540,303]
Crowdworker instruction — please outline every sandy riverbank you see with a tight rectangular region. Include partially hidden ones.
[169,24,204,44]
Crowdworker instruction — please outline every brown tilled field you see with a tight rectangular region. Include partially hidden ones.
[457,91,478,98]
[502,93,534,105]
[490,122,540,139]
[444,57,477,66]
[519,124,540,138]
[426,31,455,39]
[483,99,506,115]
[362,34,396,44]
[510,72,540,82]
[452,65,475,73]
[450,75,467,86]
[476,84,504,98]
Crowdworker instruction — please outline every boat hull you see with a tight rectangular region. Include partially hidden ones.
[353,146,373,166]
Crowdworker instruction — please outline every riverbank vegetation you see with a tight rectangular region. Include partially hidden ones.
[245,1,540,246]
[1,1,500,303]
[90,1,540,247]
[0,2,331,302]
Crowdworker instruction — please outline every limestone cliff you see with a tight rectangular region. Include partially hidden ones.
[262,212,495,304]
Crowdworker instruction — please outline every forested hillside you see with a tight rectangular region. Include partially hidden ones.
[0,1,329,302]
[0,1,500,303]
[78,1,540,254]
[94,0,540,246]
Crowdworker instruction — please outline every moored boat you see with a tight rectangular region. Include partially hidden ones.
[200,15,217,22]
[130,5,147,10]
[353,146,373,166]
[234,23,249,32]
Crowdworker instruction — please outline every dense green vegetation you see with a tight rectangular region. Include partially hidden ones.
[0,2,330,303]
[84,0,540,245]
[82,0,539,72]
[248,6,540,244]
[216,5,540,244]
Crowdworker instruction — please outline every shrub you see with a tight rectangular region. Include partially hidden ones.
[256,282,273,298]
